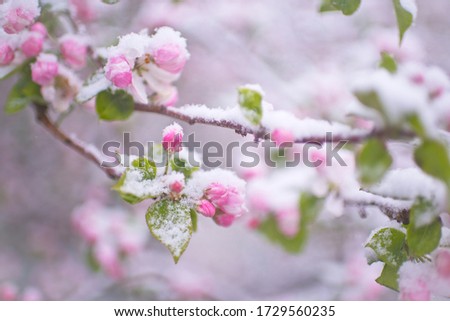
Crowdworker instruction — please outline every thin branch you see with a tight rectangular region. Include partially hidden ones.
[134,103,411,144]
[33,104,121,180]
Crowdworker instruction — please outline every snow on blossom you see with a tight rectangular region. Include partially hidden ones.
[162,122,184,152]
[31,53,59,86]
[59,35,88,70]
[20,30,44,58]
[100,27,189,105]
[399,262,432,300]
[0,0,40,34]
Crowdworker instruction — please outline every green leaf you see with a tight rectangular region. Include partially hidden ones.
[102,0,120,4]
[392,0,415,44]
[376,264,400,291]
[238,86,263,125]
[5,72,44,114]
[258,215,308,253]
[406,200,442,257]
[379,53,398,73]
[354,90,385,114]
[319,0,361,15]
[258,193,322,253]
[131,157,157,180]
[300,193,324,223]
[406,114,426,138]
[414,139,450,186]
[170,156,199,178]
[146,199,193,263]
[356,138,393,185]
[96,90,134,121]
[366,227,408,268]
[190,209,198,233]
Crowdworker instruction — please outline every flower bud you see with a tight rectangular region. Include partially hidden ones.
[30,22,47,37]
[153,43,187,74]
[271,128,294,147]
[196,200,216,218]
[0,44,15,66]
[162,122,183,152]
[21,32,44,58]
[31,54,59,86]
[213,213,235,227]
[105,55,132,88]
[60,36,87,70]
[169,180,184,194]
[206,183,246,217]
[2,5,38,34]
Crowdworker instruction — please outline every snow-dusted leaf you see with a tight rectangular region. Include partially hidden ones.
[146,199,193,263]
[414,139,450,186]
[376,263,399,291]
[131,157,157,180]
[356,139,392,186]
[407,200,442,257]
[238,86,263,125]
[393,0,417,43]
[170,156,199,178]
[96,89,134,121]
[320,0,361,15]
[5,71,44,114]
[366,227,408,268]
[112,165,158,204]
[379,53,398,73]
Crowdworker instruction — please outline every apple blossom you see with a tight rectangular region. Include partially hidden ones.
[1,0,40,34]
[20,32,43,58]
[31,53,59,86]
[162,122,184,152]
[0,44,14,65]
[196,199,216,218]
[60,36,88,70]
[105,55,132,88]
[271,128,294,147]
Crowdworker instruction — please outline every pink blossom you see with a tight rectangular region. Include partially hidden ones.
[60,37,87,70]
[213,213,235,227]
[169,180,184,194]
[2,5,38,34]
[31,54,59,86]
[154,86,178,107]
[21,32,44,58]
[196,200,216,218]
[105,55,132,88]
[70,0,96,23]
[271,128,294,147]
[153,43,187,74]
[0,44,15,65]
[275,208,300,237]
[206,183,246,218]
[435,249,450,279]
[94,244,124,279]
[162,122,184,152]
[30,22,47,37]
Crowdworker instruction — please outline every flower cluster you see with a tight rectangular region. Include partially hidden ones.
[102,27,190,106]
[72,198,148,279]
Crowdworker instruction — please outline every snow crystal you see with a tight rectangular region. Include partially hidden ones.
[107,30,152,65]
[184,168,246,204]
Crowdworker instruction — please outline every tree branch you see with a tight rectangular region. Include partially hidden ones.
[33,104,121,180]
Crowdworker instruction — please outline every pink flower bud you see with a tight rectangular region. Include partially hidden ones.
[206,183,246,217]
[162,123,183,152]
[21,33,44,58]
[3,7,37,34]
[436,249,450,279]
[153,43,187,74]
[271,128,294,147]
[0,44,15,66]
[70,0,95,23]
[31,54,59,86]
[30,22,47,37]
[60,37,87,69]
[105,55,132,88]
[213,213,235,227]
[170,180,184,194]
[197,200,216,218]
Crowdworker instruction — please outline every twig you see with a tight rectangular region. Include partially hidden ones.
[33,104,121,180]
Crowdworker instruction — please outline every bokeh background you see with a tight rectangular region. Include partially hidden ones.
[0,0,448,300]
